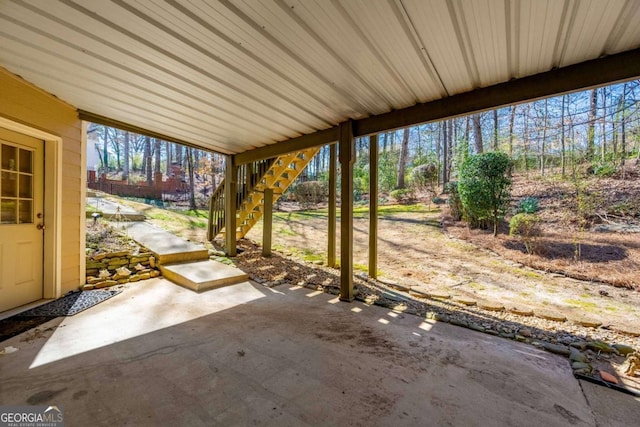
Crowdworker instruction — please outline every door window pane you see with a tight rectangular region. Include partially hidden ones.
[19,149,32,173]
[1,144,17,170]
[1,199,16,224]
[1,171,17,197]
[19,200,32,224]
[19,174,32,198]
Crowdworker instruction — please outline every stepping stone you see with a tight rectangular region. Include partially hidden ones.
[160,260,248,292]
[534,310,566,322]
[477,301,505,312]
[507,306,534,316]
[391,283,411,292]
[453,297,477,306]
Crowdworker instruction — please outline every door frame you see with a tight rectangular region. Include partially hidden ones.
[0,116,66,300]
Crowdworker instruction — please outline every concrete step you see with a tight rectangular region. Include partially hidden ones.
[122,222,209,264]
[160,260,248,292]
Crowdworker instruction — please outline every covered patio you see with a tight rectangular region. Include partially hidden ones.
[1,1,640,424]
[2,276,637,426]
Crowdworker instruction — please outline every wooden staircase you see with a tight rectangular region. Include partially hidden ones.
[208,147,320,240]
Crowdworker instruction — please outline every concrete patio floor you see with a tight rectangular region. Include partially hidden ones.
[1,278,638,426]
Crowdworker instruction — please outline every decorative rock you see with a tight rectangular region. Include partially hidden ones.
[569,317,602,328]
[129,275,141,282]
[484,329,499,336]
[92,253,107,261]
[106,251,128,258]
[118,278,129,284]
[392,283,411,292]
[134,263,146,271]
[587,340,615,353]
[500,332,515,339]
[542,342,571,356]
[570,341,588,351]
[569,350,587,363]
[94,280,117,289]
[82,284,95,290]
[86,261,107,269]
[98,269,111,279]
[87,277,103,285]
[409,289,429,299]
[507,306,534,316]
[468,323,485,332]
[535,310,567,322]
[453,297,477,306]
[571,362,592,371]
[149,256,156,268]
[515,335,527,342]
[612,344,635,356]
[477,301,504,312]
[610,324,640,337]
[519,328,532,338]
[598,370,619,384]
[150,270,160,278]
[450,318,468,327]
[429,292,451,300]
[434,313,450,323]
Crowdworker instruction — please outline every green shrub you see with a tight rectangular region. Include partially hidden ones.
[411,163,438,192]
[591,160,617,177]
[445,181,463,221]
[458,152,512,236]
[291,181,327,208]
[389,188,413,203]
[517,197,539,214]
[509,213,542,254]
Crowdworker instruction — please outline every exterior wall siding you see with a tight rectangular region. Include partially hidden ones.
[0,67,84,294]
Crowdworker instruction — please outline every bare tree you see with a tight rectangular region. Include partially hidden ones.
[472,113,483,153]
[586,88,597,160]
[397,127,410,189]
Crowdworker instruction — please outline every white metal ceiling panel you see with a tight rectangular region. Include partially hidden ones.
[0,0,638,154]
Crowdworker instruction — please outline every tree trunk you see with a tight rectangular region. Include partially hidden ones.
[187,148,196,209]
[396,128,410,189]
[508,105,516,159]
[102,126,109,174]
[472,113,483,154]
[621,83,628,176]
[493,109,499,151]
[165,141,172,174]
[601,87,607,161]
[144,136,153,185]
[540,98,548,176]
[122,131,130,181]
[561,95,566,177]
[154,139,162,173]
[586,88,597,160]
[523,105,530,175]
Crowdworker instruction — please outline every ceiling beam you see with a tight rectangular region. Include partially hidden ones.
[234,127,338,165]
[354,48,640,137]
[235,47,640,164]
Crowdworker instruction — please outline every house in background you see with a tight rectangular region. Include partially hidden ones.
[0,0,639,313]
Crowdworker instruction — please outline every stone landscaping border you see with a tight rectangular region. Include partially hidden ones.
[84,250,161,290]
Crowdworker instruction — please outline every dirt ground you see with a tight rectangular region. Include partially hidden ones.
[245,204,640,330]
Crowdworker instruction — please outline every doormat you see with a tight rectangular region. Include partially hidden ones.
[18,290,121,317]
[0,290,121,343]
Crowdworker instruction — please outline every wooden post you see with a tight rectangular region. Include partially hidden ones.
[262,188,273,257]
[328,143,337,268]
[369,134,378,279]
[339,121,354,302]
[224,155,237,257]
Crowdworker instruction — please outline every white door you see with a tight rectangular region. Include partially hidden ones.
[0,127,44,312]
